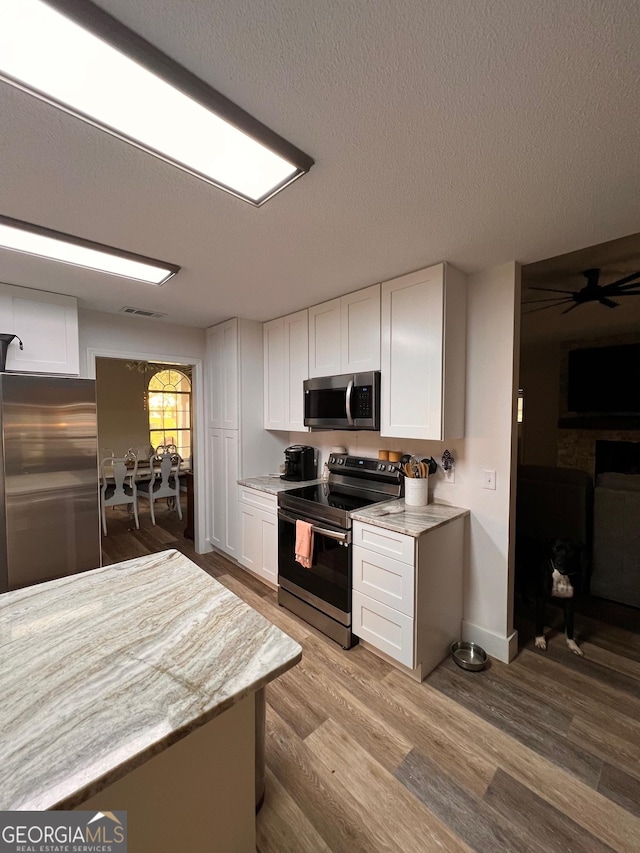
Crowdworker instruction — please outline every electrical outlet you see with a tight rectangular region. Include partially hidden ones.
[442,465,455,484]
[482,469,496,490]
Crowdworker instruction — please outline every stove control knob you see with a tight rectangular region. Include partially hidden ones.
[329,455,335,463]
[378,463,386,471]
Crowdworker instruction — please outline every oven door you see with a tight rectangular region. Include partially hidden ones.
[277,508,351,620]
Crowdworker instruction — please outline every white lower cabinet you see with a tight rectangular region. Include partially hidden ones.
[238,488,278,586]
[352,516,464,680]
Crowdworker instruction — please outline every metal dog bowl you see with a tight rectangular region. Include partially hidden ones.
[451,641,488,672]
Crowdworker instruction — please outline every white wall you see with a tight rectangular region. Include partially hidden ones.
[289,261,521,662]
[78,309,206,375]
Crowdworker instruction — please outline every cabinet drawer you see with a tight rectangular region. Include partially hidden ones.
[352,521,414,564]
[352,546,414,616]
[238,486,277,513]
[352,591,415,668]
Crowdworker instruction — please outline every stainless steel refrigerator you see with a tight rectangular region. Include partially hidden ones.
[0,373,101,593]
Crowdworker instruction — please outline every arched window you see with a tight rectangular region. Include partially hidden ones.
[148,368,191,461]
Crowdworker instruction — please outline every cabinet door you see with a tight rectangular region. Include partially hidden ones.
[263,317,285,430]
[222,430,239,556]
[0,286,79,375]
[308,298,341,378]
[381,264,445,439]
[341,284,380,373]
[207,319,238,430]
[208,429,239,557]
[238,503,261,573]
[208,430,223,549]
[238,502,278,585]
[284,309,309,431]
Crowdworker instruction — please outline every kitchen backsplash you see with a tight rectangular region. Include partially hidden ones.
[288,430,460,488]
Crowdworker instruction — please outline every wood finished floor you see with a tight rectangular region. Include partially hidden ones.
[102,505,640,853]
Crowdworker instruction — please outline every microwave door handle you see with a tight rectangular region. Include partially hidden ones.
[278,510,349,543]
[345,379,355,426]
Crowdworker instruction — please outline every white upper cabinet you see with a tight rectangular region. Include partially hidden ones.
[340,284,381,373]
[308,298,341,377]
[0,284,79,375]
[263,309,308,431]
[381,263,466,440]
[207,318,239,430]
[309,284,380,378]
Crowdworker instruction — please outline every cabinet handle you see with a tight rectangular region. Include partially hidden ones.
[345,379,354,426]
[278,510,350,543]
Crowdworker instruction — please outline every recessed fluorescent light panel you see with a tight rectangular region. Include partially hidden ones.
[0,216,180,285]
[0,0,313,206]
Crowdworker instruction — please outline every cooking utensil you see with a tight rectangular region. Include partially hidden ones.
[403,462,414,478]
[409,455,421,477]
[451,641,488,672]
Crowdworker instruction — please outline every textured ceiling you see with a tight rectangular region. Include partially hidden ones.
[1,0,639,329]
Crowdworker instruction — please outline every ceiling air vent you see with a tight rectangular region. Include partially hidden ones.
[119,306,167,319]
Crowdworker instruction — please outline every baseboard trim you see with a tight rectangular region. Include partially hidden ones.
[461,620,518,663]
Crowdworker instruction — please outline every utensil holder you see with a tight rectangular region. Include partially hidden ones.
[404,477,429,506]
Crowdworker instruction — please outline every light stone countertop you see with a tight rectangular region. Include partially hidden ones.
[351,499,469,536]
[238,475,324,494]
[0,549,301,811]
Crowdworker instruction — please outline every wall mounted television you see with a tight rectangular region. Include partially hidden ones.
[567,343,640,415]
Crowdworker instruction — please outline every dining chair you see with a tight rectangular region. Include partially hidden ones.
[100,454,139,535]
[137,450,183,525]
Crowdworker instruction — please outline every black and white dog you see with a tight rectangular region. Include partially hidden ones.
[533,539,585,656]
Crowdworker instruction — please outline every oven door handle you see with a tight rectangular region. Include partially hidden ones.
[345,379,355,426]
[278,510,350,543]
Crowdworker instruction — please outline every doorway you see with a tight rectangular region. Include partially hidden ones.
[88,348,206,557]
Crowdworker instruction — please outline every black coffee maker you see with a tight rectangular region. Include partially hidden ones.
[281,445,317,481]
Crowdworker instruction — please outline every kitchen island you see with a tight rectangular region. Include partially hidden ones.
[0,549,301,852]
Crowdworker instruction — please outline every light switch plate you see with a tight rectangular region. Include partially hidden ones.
[482,469,496,490]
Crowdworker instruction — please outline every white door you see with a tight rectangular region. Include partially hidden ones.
[263,317,285,430]
[308,298,341,378]
[284,309,309,430]
[208,428,238,557]
[381,264,445,439]
[0,286,79,375]
[341,284,381,373]
[207,319,238,430]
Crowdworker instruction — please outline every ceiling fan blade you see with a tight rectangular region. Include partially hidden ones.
[608,280,640,293]
[611,288,640,296]
[523,299,575,314]
[528,286,577,294]
[603,270,640,290]
[522,296,577,305]
[599,298,620,308]
[561,303,582,315]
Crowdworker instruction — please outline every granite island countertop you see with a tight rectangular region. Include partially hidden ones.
[351,499,469,536]
[238,474,324,495]
[0,549,301,811]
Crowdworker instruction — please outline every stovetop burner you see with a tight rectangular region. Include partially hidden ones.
[278,453,403,529]
[282,482,386,513]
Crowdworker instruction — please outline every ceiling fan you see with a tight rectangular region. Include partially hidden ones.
[523,267,640,314]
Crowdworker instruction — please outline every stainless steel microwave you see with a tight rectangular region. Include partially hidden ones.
[303,371,380,430]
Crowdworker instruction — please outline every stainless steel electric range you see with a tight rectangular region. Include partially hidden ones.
[277,453,403,648]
